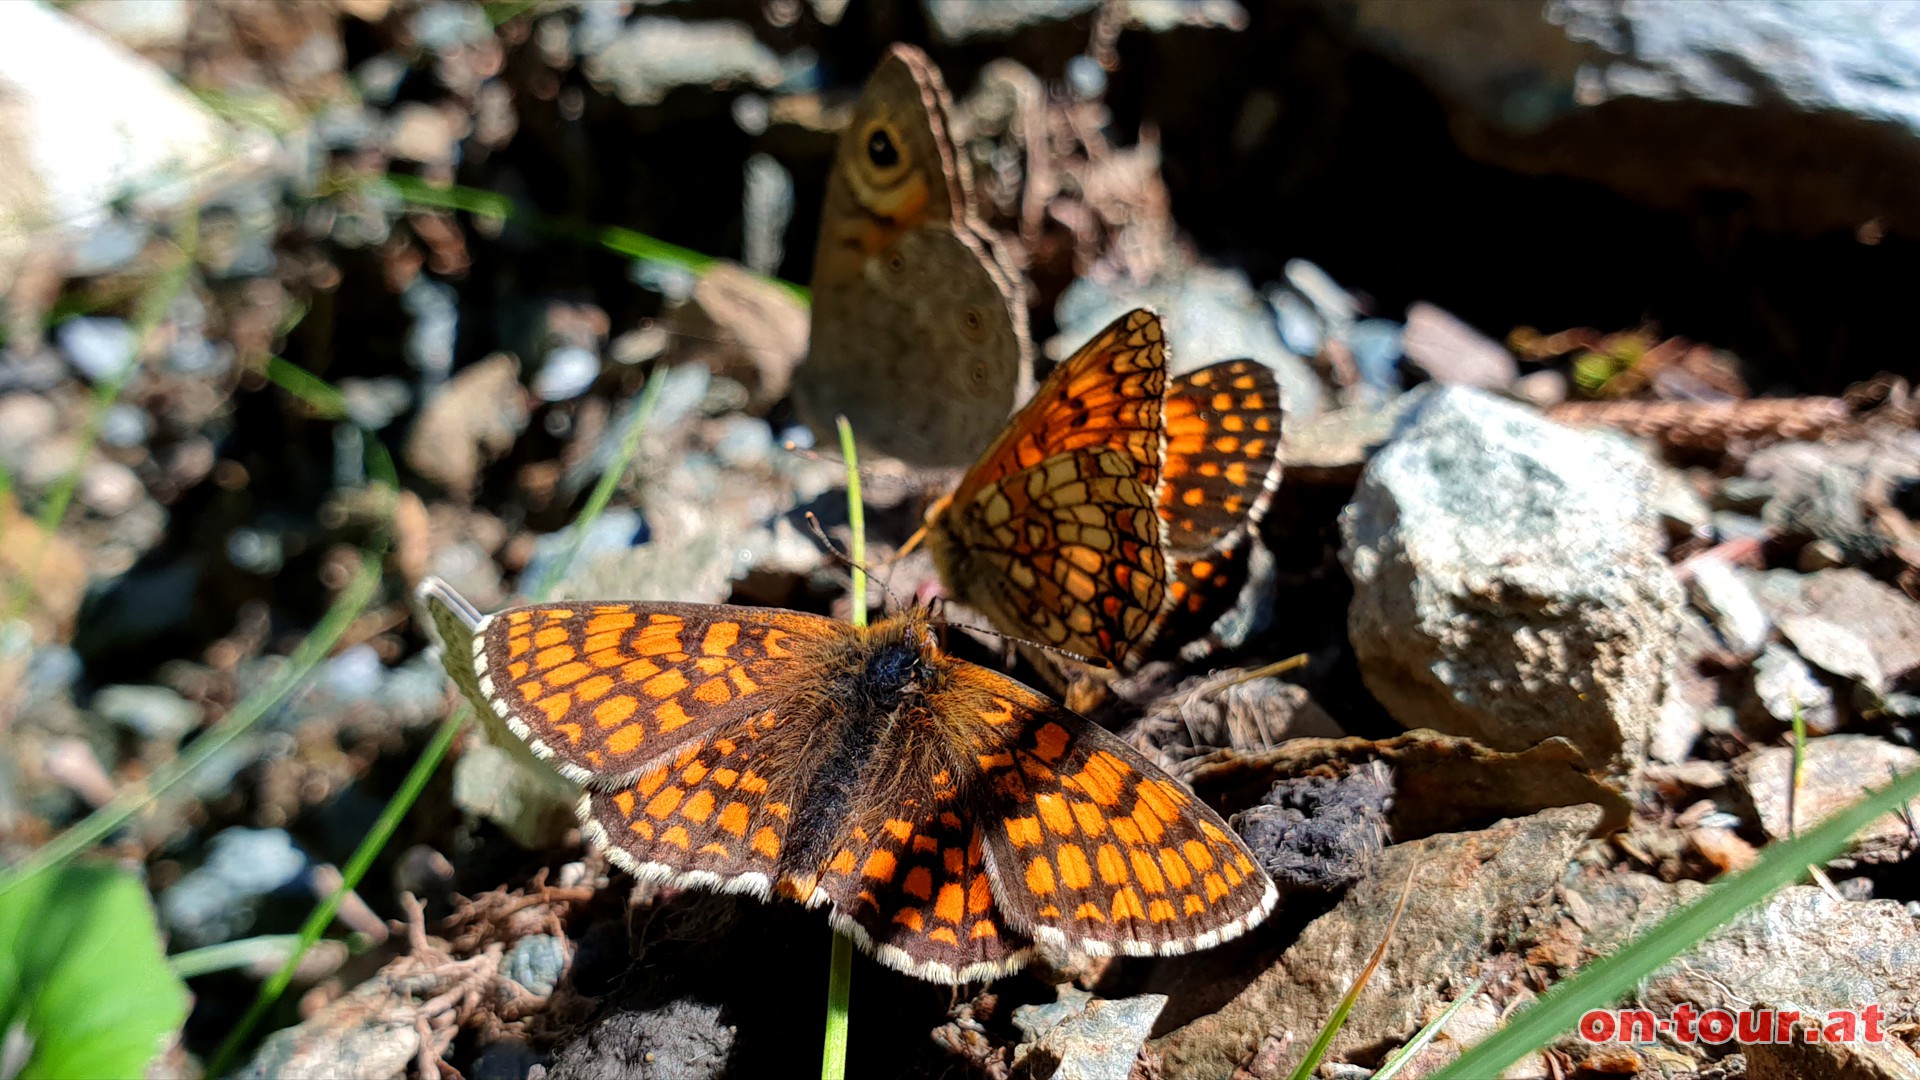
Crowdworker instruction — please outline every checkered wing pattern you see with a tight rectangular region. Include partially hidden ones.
[463,601,838,786]
[952,667,1277,957]
[928,309,1173,665]
[1148,360,1284,649]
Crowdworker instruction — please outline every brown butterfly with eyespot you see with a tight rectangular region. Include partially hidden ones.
[797,44,1033,469]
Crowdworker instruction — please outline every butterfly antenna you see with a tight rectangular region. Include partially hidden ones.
[931,615,1109,670]
[802,511,905,612]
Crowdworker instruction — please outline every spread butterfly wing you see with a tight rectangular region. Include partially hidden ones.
[462,599,844,787]
[944,666,1277,957]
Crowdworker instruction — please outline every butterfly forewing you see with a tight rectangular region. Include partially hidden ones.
[468,601,842,787]
[1158,360,1284,552]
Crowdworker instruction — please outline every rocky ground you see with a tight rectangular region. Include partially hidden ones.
[4,2,1920,1079]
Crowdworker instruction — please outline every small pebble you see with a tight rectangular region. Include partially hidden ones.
[93,684,202,741]
[324,643,385,701]
[79,461,144,517]
[402,278,460,380]
[1266,286,1323,357]
[57,317,138,382]
[532,346,600,402]
[1066,54,1107,99]
[505,934,569,997]
[98,403,150,448]
[226,527,286,575]
[1344,318,1406,392]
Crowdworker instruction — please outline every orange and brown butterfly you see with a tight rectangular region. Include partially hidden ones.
[1144,359,1285,653]
[418,577,1275,984]
[916,307,1173,670]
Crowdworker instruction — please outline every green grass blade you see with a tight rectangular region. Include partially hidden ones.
[166,935,303,980]
[821,416,863,1080]
[1287,863,1416,1080]
[0,552,382,898]
[1371,974,1488,1080]
[1433,765,1920,1078]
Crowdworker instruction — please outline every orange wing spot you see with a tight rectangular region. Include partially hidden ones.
[532,644,575,670]
[970,920,999,940]
[693,679,732,706]
[1235,851,1256,875]
[967,874,992,915]
[606,718,645,753]
[977,751,1015,771]
[894,909,924,932]
[536,693,571,725]
[943,848,965,875]
[583,631,623,655]
[516,680,542,703]
[935,883,965,925]
[903,866,933,901]
[928,928,959,946]
[1111,818,1144,845]
[557,722,584,745]
[1032,723,1071,762]
[1076,752,1130,806]
[1182,487,1206,507]
[701,622,740,656]
[752,826,780,858]
[1131,803,1167,844]
[533,626,568,648]
[699,842,731,857]
[613,791,637,817]
[681,760,709,786]
[863,849,898,882]
[694,657,728,676]
[1111,887,1146,922]
[1184,840,1215,871]
[766,802,791,820]
[620,659,662,683]
[739,770,769,794]
[712,767,739,788]
[656,700,693,733]
[586,612,636,634]
[575,674,615,701]
[508,660,530,679]
[978,699,1014,726]
[1005,816,1043,849]
[1148,899,1178,923]
[1158,848,1194,889]
[1222,860,1244,886]
[642,669,689,699]
[829,849,856,874]
[714,738,738,755]
[1057,845,1093,890]
[629,819,654,840]
[1204,873,1229,901]
[1026,856,1056,896]
[1069,802,1108,837]
[1038,904,1062,919]
[593,695,638,728]
[1130,850,1168,893]
[1073,902,1105,923]
[1138,780,1187,819]
[717,802,750,838]
[1096,844,1129,885]
[636,769,668,798]
[682,789,716,823]
[911,834,939,854]
[761,629,792,658]
[508,638,531,659]
[1035,793,1075,836]
[728,668,759,695]
[883,818,913,842]
[660,825,691,850]
[1199,821,1229,843]
[646,786,684,819]
[941,811,964,830]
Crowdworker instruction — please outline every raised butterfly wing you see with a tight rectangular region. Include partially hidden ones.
[455,598,848,788]
[800,44,1032,468]
[943,664,1276,957]
[1146,359,1285,652]
[925,308,1172,666]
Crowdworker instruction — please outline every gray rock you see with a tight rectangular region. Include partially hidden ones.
[532,346,601,402]
[97,403,150,448]
[582,18,783,107]
[741,153,791,277]
[1339,387,1684,768]
[1649,465,1713,542]
[1400,301,1517,389]
[1746,1031,1920,1080]
[1748,438,1920,562]
[401,276,459,380]
[1749,568,1920,694]
[93,684,200,741]
[1743,736,1920,862]
[1265,285,1323,357]
[161,827,310,947]
[1686,557,1771,657]
[57,316,137,382]
[505,934,569,998]
[1327,0,1920,237]
[1012,986,1167,1080]
[77,460,143,516]
[404,353,529,500]
[1053,264,1323,421]
[1344,317,1405,394]
[1747,642,1839,733]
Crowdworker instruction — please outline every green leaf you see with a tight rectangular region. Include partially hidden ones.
[0,864,189,1079]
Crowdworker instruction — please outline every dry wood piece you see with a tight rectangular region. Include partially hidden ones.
[1547,397,1850,451]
